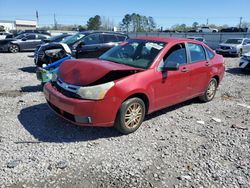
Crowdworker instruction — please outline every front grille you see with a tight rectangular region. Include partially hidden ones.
[220,46,231,50]
[52,81,82,99]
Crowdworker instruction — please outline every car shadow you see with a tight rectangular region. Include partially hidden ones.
[145,97,200,121]
[21,85,43,93]
[17,103,121,143]
[226,68,250,76]
[19,66,36,73]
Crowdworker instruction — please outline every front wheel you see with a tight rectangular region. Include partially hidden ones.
[199,78,218,102]
[114,98,146,134]
[9,44,20,53]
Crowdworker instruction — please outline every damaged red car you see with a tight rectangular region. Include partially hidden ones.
[44,37,225,134]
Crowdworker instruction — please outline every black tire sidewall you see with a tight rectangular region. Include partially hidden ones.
[115,97,146,134]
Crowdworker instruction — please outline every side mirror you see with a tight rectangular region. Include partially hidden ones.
[21,38,27,41]
[162,61,180,71]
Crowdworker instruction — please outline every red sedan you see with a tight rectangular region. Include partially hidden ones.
[44,37,225,134]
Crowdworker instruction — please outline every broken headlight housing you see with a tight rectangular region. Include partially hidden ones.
[76,81,115,100]
[45,49,62,57]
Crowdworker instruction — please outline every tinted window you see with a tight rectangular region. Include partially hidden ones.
[164,43,187,65]
[188,43,206,63]
[25,34,36,40]
[205,47,215,59]
[83,34,100,45]
[117,35,127,41]
[37,35,47,40]
[103,34,118,43]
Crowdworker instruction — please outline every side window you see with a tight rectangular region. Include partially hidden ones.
[37,35,47,40]
[187,43,206,63]
[205,47,215,59]
[25,34,36,40]
[103,34,118,43]
[116,35,127,41]
[83,34,100,45]
[163,43,187,66]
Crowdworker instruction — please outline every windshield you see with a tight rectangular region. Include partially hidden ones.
[63,33,85,45]
[225,39,242,44]
[99,39,166,69]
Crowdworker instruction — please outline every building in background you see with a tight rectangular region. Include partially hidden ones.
[0,20,15,31]
[0,19,37,32]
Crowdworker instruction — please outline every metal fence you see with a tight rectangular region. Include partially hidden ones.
[128,32,250,49]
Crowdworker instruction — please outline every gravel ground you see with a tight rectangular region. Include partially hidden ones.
[0,52,249,188]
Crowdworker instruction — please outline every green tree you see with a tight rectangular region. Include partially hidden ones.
[121,14,132,32]
[87,15,101,30]
[192,22,199,29]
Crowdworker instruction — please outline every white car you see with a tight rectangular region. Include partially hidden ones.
[197,27,218,33]
[239,52,250,71]
[0,32,10,39]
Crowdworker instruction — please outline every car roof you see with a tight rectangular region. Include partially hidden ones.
[78,31,127,36]
[132,36,205,44]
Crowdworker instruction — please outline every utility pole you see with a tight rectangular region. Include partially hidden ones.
[36,10,39,28]
[239,17,243,28]
[206,18,209,26]
[54,13,57,30]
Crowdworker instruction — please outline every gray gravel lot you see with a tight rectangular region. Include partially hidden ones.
[0,52,249,188]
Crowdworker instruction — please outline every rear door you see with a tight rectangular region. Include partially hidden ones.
[186,43,212,97]
[76,33,102,58]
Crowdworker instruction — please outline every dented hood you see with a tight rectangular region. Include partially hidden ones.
[57,58,143,86]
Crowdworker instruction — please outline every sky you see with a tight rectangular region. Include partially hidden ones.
[0,0,250,29]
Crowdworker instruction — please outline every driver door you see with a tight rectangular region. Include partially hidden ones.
[152,43,191,110]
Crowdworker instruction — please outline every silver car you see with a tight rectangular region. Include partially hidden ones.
[216,38,250,57]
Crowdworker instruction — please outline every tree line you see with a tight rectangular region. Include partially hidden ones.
[39,13,250,32]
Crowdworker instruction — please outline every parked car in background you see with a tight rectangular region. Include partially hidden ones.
[0,33,50,53]
[220,27,244,32]
[34,33,72,57]
[44,37,225,134]
[197,27,218,32]
[0,32,10,39]
[34,31,128,67]
[5,29,51,38]
[187,36,207,44]
[239,52,250,71]
[216,38,250,57]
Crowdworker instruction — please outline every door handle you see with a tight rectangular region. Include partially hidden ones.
[181,67,189,72]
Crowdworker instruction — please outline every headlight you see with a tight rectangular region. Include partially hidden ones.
[45,49,62,56]
[76,81,115,100]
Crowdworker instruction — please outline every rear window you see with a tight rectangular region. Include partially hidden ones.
[117,35,127,41]
[103,34,118,43]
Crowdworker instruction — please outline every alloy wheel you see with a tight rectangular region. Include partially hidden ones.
[124,102,143,129]
[206,80,217,100]
[9,45,19,53]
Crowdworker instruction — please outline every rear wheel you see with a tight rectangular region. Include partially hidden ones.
[114,98,145,134]
[9,44,19,53]
[199,78,218,102]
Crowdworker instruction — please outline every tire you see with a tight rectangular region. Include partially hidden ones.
[114,97,146,134]
[9,44,20,53]
[199,78,218,102]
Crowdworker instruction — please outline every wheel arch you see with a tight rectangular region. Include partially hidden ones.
[124,93,150,114]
